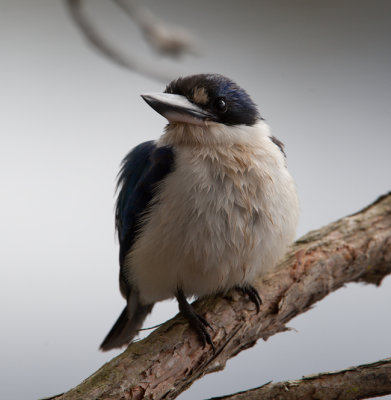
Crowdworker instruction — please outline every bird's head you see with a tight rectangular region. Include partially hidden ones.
[141,74,261,128]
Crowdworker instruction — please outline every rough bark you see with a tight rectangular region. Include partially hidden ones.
[207,358,391,400]
[50,192,391,400]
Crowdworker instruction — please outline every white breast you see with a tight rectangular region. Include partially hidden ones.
[125,122,299,305]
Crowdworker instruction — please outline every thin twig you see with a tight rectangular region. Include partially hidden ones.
[113,0,198,57]
[65,0,177,83]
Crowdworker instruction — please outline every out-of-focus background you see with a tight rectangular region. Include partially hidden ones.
[1,1,390,399]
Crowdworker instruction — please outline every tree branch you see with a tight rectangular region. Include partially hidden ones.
[207,357,391,400]
[65,0,187,83]
[49,192,391,400]
[112,0,197,58]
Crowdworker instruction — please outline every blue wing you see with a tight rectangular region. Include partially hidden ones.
[115,140,175,297]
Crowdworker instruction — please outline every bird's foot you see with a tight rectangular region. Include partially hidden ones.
[236,285,262,313]
[176,289,215,352]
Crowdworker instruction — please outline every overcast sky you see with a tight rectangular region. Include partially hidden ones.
[1,1,391,399]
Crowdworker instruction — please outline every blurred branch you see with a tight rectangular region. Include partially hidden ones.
[47,192,391,399]
[113,0,198,57]
[207,357,391,400]
[65,0,196,83]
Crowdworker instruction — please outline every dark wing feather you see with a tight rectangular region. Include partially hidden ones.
[270,135,286,158]
[115,141,175,297]
[101,141,174,350]
[115,141,155,267]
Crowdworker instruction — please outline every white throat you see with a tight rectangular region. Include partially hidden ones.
[158,120,271,148]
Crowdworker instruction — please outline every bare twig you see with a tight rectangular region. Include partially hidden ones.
[47,192,391,399]
[65,0,179,83]
[207,357,391,400]
[113,0,198,57]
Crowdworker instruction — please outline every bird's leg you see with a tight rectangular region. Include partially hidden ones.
[175,289,215,351]
[236,285,262,313]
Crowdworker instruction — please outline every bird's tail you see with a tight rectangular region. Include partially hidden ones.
[100,300,153,351]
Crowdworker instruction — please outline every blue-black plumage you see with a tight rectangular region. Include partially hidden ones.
[101,142,174,350]
[115,142,175,272]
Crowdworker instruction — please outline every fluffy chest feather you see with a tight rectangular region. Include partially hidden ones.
[127,124,299,304]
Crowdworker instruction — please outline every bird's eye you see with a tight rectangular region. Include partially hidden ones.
[215,97,228,113]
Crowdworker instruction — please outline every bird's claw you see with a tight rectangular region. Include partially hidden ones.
[176,289,215,352]
[195,314,215,352]
[237,285,262,313]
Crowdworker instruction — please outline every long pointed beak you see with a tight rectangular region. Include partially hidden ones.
[141,93,215,126]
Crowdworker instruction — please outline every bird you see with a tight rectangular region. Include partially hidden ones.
[100,73,299,351]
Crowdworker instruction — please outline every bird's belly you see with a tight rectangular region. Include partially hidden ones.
[127,152,298,305]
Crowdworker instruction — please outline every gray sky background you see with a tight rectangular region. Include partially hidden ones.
[1,1,391,399]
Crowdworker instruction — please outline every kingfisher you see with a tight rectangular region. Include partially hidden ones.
[100,74,299,351]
